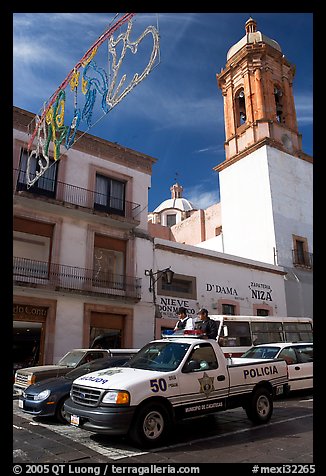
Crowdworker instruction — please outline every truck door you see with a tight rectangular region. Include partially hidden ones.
[175,342,229,419]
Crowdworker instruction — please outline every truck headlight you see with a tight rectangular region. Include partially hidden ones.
[27,375,36,385]
[34,390,51,401]
[102,390,130,405]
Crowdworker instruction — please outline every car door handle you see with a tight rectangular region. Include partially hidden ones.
[217,375,226,381]
[294,366,300,370]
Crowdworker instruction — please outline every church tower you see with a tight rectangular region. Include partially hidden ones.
[215,18,313,317]
[217,17,310,163]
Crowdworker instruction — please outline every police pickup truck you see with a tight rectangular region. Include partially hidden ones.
[64,331,289,448]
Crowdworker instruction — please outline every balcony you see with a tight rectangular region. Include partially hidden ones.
[13,257,142,301]
[292,249,313,269]
[13,169,141,226]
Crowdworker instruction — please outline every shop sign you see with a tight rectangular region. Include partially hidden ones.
[13,304,48,318]
[158,297,197,318]
[206,283,239,296]
[248,282,273,301]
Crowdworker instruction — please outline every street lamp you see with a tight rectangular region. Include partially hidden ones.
[145,267,174,293]
[144,267,174,340]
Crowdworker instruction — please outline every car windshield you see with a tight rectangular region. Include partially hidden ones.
[241,346,280,359]
[57,350,86,367]
[126,342,190,372]
[65,358,114,379]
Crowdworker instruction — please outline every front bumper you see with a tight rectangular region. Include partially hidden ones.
[64,398,135,435]
[19,397,57,417]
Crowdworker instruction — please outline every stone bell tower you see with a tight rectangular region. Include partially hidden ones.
[214,18,313,317]
[216,17,310,165]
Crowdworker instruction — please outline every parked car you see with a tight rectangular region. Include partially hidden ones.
[18,351,139,423]
[14,348,138,394]
[240,342,313,392]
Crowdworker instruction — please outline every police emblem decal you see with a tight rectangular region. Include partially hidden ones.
[198,372,215,397]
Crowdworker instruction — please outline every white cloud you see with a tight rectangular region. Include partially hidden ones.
[187,184,219,210]
[295,92,313,125]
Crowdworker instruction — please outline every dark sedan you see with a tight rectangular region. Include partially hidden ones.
[18,353,137,423]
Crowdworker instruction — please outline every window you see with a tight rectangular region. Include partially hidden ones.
[251,322,283,345]
[256,309,270,316]
[283,322,313,342]
[94,174,125,216]
[222,304,235,315]
[218,322,251,347]
[157,274,197,300]
[166,214,177,227]
[295,345,313,363]
[17,149,58,197]
[183,343,218,372]
[278,347,297,365]
[292,235,312,268]
[235,88,246,127]
[92,235,126,289]
[274,86,284,123]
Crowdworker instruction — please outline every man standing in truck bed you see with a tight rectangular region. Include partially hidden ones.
[195,308,218,340]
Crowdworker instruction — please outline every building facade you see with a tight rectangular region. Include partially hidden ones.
[13,106,157,367]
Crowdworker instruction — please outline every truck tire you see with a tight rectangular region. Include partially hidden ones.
[245,387,273,424]
[129,402,171,448]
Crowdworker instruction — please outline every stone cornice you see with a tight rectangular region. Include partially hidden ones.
[214,138,313,173]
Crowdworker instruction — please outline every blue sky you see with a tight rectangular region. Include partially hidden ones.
[13,12,313,212]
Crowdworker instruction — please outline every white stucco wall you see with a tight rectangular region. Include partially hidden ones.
[218,145,313,268]
[219,146,277,264]
[151,239,287,324]
[267,147,313,267]
[52,297,85,362]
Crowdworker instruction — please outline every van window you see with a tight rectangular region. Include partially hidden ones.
[251,322,283,345]
[283,323,313,342]
[218,322,251,347]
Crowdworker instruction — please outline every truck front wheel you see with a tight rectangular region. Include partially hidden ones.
[129,402,171,448]
[245,388,273,424]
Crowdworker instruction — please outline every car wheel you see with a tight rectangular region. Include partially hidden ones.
[129,402,171,448]
[245,387,273,424]
[55,396,69,424]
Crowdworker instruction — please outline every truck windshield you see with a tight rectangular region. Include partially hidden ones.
[57,350,86,367]
[126,342,190,372]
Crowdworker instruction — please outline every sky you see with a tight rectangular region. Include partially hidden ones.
[13,12,313,213]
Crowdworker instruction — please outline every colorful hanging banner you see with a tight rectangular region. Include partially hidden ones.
[26,13,160,188]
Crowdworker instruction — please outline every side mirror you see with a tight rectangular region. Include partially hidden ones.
[183,360,201,373]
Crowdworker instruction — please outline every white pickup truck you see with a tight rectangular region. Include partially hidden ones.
[64,335,289,448]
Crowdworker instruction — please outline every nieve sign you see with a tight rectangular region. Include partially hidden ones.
[158,298,197,317]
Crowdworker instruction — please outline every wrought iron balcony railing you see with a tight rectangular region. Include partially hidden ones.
[13,169,141,222]
[13,256,142,300]
[292,249,313,269]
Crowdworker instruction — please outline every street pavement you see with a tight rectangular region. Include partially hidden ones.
[12,392,315,465]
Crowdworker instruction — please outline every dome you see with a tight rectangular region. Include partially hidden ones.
[153,197,196,214]
[227,18,282,61]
